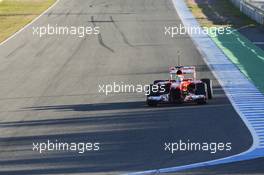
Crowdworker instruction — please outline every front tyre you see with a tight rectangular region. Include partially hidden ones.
[146,99,158,107]
[169,88,183,104]
[195,82,207,105]
[196,98,206,105]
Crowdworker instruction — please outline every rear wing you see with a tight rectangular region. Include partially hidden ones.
[169,66,196,80]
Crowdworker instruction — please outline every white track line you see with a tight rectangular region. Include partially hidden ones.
[128,0,264,174]
[254,42,264,45]
[0,0,60,46]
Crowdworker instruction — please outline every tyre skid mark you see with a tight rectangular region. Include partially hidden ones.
[91,16,115,53]
[110,16,134,47]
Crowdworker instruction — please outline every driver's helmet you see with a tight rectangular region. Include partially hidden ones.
[175,70,183,82]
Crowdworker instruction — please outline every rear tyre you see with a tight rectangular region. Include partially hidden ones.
[201,78,213,99]
[147,84,159,96]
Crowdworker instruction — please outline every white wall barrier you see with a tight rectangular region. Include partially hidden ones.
[230,0,264,24]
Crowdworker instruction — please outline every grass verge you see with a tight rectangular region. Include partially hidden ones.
[0,0,56,43]
[209,29,264,93]
[186,0,264,93]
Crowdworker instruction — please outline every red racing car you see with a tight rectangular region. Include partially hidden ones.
[146,66,213,107]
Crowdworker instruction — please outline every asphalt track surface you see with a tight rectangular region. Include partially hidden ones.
[0,0,253,174]
[240,26,264,50]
